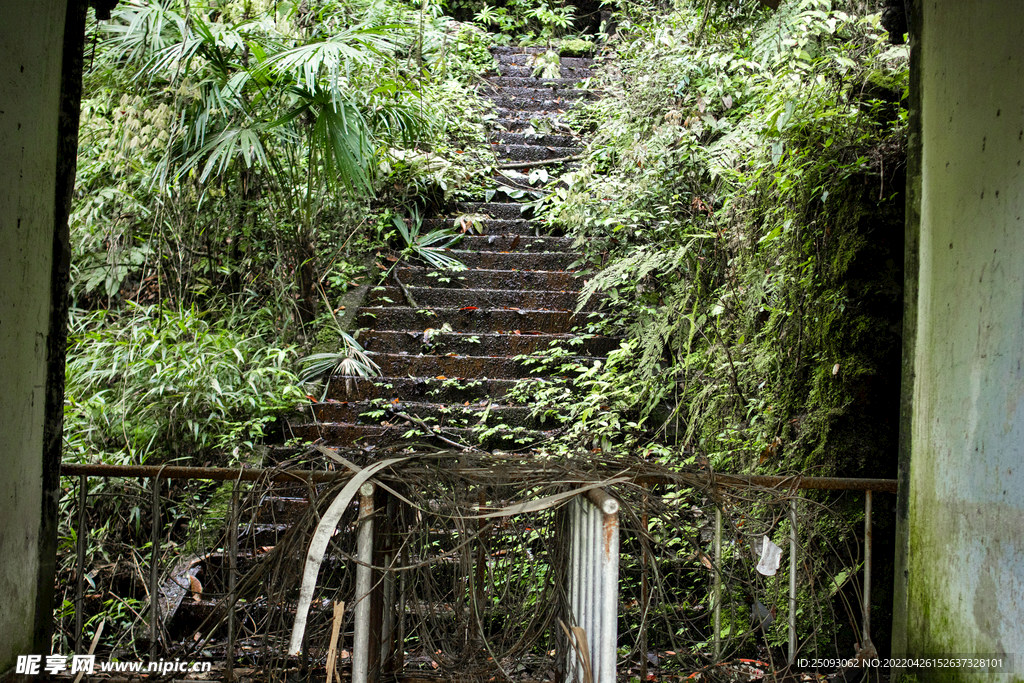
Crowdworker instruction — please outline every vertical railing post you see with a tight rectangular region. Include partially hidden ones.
[75,475,87,655]
[226,481,239,681]
[150,475,161,661]
[863,490,873,648]
[567,489,619,683]
[788,497,797,665]
[398,545,408,672]
[639,487,650,683]
[713,505,722,661]
[353,482,376,683]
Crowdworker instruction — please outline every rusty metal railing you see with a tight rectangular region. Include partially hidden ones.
[567,488,620,683]
[60,462,896,680]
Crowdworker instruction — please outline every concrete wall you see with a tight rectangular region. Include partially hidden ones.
[0,0,77,674]
[897,2,1024,679]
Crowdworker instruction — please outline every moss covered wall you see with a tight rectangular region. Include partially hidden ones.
[898,2,1024,678]
[0,0,78,675]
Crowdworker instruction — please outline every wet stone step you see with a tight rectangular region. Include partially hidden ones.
[490,45,551,55]
[290,421,551,450]
[443,248,578,270]
[490,131,579,147]
[367,286,587,312]
[454,201,528,219]
[492,106,581,120]
[357,306,580,333]
[358,329,620,357]
[486,76,586,89]
[396,266,580,291]
[456,234,572,251]
[420,218,551,236]
[496,54,594,68]
[481,85,592,101]
[490,143,582,162]
[305,400,550,430]
[366,351,598,379]
[491,115,578,133]
[498,64,594,79]
[326,376,525,403]
[485,95,592,111]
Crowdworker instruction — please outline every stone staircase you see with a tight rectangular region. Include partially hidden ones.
[287,45,611,453]
[163,45,611,658]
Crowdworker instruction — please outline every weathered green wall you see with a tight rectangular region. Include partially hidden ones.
[0,1,69,674]
[897,2,1024,679]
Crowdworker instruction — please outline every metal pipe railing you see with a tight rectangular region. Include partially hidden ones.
[61,462,897,492]
[567,489,619,683]
[352,482,376,683]
[62,463,894,680]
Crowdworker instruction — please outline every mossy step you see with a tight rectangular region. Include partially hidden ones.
[358,329,620,356]
[357,306,581,333]
[366,285,589,311]
[394,266,580,290]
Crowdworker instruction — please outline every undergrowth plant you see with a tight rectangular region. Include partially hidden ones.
[64,303,305,467]
[535,0,907,477]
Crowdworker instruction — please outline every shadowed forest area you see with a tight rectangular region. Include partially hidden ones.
[57,0,908,679]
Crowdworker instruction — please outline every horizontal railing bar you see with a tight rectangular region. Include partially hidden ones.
[61,462,898,492]
[61,463,346,483]
[633,473,899,493]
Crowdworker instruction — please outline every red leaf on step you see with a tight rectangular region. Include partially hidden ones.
[460,306,479,311]
[514,330,521,334]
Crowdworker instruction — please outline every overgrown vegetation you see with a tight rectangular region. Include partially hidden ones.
[517,0,907,483]
[58,0,908,666]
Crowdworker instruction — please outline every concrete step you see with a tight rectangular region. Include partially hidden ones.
[395,266,580,290]
[288,421,552,450]
[481,85,592,100]
[367,286,587,311]
[436,249,579,270]
[357,306,581,333]
[491,115,578,133]
[485,94,592,111]
[454,201,529,219]
[486,76,585,89]
[458,235,573,250]
[491,143,582,162]
[492,105,581,120]
[490,131,579,147]
[371,353,522,379]
[456,234,572,251]
[325,376,525,402]
[305,400,554,430]
[498,64,595,79]
[365,351,597,379]
[358,329,620,356]
[420,218,551,236]
[490,45,551,55]
[496,54,594,68]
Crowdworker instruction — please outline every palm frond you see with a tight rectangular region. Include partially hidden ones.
[178,125,271,183]
[298,331,380,399]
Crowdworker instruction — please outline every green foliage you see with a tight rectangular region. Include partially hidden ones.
[392,206,467,269]
[64,304,304,466]
[558,37,594,57]
[299,329,381,398]
[532,0,907,475]
[471,0,576,44]
[71,0,494,320]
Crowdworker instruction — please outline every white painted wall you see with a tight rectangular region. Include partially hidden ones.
[0,1,68,672]
[906,1,1024,676]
